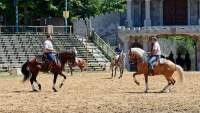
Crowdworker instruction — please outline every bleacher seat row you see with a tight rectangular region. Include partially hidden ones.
[0,34,109,71]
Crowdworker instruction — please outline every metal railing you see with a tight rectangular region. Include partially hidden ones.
[0,25,72,34]
[92,31,116,61]
[118,25,200,35]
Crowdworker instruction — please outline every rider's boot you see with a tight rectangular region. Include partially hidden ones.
[147,67,154,76]
[48,61,54,71]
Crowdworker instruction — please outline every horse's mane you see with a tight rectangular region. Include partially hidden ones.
[58,50,76,57]
[130,48,148,61]
[59,50,73,54]
[58,50,76,63]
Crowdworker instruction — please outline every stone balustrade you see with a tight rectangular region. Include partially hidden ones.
[118,26,200,36]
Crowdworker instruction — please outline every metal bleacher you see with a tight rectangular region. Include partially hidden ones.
[0,33,109,71]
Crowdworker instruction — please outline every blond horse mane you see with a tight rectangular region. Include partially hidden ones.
[130,48,148,62]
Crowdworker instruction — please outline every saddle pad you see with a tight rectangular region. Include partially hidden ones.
[159,58,166,64]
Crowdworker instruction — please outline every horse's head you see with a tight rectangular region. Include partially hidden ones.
[74,58,87,71]
[128,49,138,63]
[128,48,146,63]
[80,59,87,70]
[76,58,86,66]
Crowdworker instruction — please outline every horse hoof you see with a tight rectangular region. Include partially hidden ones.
[53,88,57,92]
[160,90,168,93]
[38,85,42,91]
[160,90,164,93]
[135,81,140,86]
[33,89,38,92]
[59,83,63,88]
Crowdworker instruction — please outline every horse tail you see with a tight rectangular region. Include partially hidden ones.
[176,65,184,82]
[21,61,31,82]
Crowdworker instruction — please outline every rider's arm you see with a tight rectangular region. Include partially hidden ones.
[43,41,56,53]
[44,48,56,53]
[151,43,159,55]
[151,49,158,55]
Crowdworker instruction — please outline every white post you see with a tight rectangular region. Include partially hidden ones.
[144,0,151,26]
[143,37,149,51]
[127,0,133,27]
[124,38,130,71]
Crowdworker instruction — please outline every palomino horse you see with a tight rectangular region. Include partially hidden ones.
[128,48,184,93]
[110,51,125,79]
[68,57,87,76]
[21,50,76,92]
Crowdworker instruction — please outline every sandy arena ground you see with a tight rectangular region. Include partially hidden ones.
[0,71,199,113]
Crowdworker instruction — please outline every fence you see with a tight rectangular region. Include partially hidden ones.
[92,31,116,61]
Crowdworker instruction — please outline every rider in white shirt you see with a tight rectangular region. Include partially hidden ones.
[43,34,57,68]
[147,36,161,75]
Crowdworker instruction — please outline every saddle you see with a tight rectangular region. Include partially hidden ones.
[148,58,166,76]
[43,54,60,71]
[154,58,166,66]
[42,53,59,63]
[42,54,49,63]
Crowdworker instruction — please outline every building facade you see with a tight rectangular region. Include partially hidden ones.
[118,0,200,71]
[126,0,200,27]
[72,0,200,71]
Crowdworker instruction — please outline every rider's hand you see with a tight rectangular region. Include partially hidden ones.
[51,50,56,53]
[147,52,151,55]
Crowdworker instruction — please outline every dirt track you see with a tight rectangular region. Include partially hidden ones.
[0,71,199,113]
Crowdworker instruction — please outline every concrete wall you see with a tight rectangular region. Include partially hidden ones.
[73,12,126,39]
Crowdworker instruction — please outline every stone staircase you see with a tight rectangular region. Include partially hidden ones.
[0,33,109,71]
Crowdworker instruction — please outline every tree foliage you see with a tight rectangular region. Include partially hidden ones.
[100,0,126,14]
[69,0,101,19]
[0,0,126,25]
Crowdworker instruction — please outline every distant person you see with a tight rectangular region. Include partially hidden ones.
[184,52,191,71]
[176,53,184,68]
[167,51,175,63]
[114,46,123,63]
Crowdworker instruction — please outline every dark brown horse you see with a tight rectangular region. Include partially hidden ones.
[21,50,76,92]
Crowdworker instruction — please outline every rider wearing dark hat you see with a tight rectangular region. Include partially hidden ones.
[114,45,123,64]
